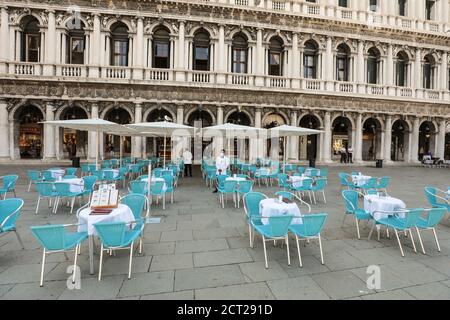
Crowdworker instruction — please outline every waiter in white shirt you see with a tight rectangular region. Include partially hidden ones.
[213,149,230,193]
[182,149,193,177]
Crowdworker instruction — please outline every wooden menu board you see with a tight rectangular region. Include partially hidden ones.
[90,187,119,209]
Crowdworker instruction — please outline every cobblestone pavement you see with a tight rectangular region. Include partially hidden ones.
[0,164,449,300]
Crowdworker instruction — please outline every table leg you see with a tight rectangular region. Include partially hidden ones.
[89,235,95,275]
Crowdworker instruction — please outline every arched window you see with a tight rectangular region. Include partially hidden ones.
[367,47,380,84]
[152,27,170,69]
[395,51,409,87]
[303,40,318,79]
[336,44,350,81]
[20,16,40,62]
[66,19,85,64]
[423,55,436,89]
[268,37,283,76]
[110,22,129,67]
[193,30,210,71]
[232,33,248,74]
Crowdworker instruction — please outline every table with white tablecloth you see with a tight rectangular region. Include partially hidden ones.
[259,198,302,225]
[364,195,407,221]
[49,169,65,180]
[54,178,84,193]
[352,175,372,187]
[226,177,247,183]
[141,177,168,193]
[78,204,135,274]
[289,176,311,188]
[305,168,320,177]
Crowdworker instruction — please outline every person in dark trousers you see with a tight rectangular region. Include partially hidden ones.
[183,149,193,177]
[347,146,353,164]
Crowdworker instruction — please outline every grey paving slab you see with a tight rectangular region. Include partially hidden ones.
[193,227,240,240]
[2,281,67,300]
[351,265,413,292]
[118,271,175,298]
[403,282,450,300]
[149,253,193,271]
[175,239,229,254]
[0,262,59,285]
[140,290,194,300]
[239,261,290,282]
[195,282,274,300]
[160,230,193,242]
[383,261,448,285]
[193,248,253,267]
[311,270,375,299]
[361,289,416,300]
[58,275,125,300]
[267,276,331,300]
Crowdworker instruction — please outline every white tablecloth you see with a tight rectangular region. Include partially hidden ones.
[289,176,311,188]
[260,198,302,225]
[364,195,406,221]
[226,177,247,182]
[141,177,168,193]
[55,178,84,193]
[78,204,135,236]
[256,168,271,177]
[49,169,65,180]
[352,175,372,187]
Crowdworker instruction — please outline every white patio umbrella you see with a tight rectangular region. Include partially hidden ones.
[127,121,195,167]
[268,124,324,170]
[202,123,267,160]
[42,119,136,170]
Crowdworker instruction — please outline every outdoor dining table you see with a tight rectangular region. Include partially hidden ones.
[78,204,135,274]
[226,176,247,183]
[141,177,168,193]
[364,194,407,221]
[352,174,372,187]
[259,198,302,225]
[49,169,65,180]
[305,168,321,177]
[102,169,119,178]
[54,178,84,193]
[289,175,311,188]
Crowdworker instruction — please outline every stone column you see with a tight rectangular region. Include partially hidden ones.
[357,40,365,93]
[409,117,420,163]
[255,28,264,86]
[0,7,9,74]
[89,14,101,78]
[354,113,363,163]
[217,24,226,84]
[43,10,56,76]
[131,102,142,158]
[414,48,422,99]
[437,119,446,159]
[175,105,185,160]
[43,101,56,160]
[176,20,185,81]
[318,125,325,163]
[386,44,394,95]
[325,36,334,91]
[89,103,99,160]
[0,100,9,158]
[384,115,392,163]
[323,112,332,163]
[441,52,448,99]
[133,17,144,80]
[290,110,298,161]
[255,108,264,159]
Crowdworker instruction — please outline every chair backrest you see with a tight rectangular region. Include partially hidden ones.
[319,168,328,177]
[367,190,378,195]
[297,167,305,174]
[151,181,165,195]
[307,169,319,177]
[103,170,116,180]
[424,187,441,207]
[66,168,78,176]
[422,207,447,227]
[121,193,146,220]
[301,178,313,189]
[35,182,56,197]
[118,167,128,177]
[63,175,77,179]
[363,177,378,189]
[238,180,253,194]
[314,178,327,190]
[82,176,97,191]
[338,172,349,186]
[3,175,18,191]
[217,175,229,189]
[88,164,97,172]
[0,198,24,231]
[130,164,141,173]
[30,225,66,251]
[404,208,423,228]
[42,170,55,181]
[91,170,104,180]
[377,176,390,188]
[243,192,267,218]
[299,213,328,237]
[54,182,72,195]
[138,175,149,181]
[162,174,174,187]
[277,174,288,187]
[342,190,358,213]
[80,164,90,173]
[275,191,294,201]
[27,170,41,181]
[265,215,293,238]
[129,180,147,195]
[223,180,237,193]
[93,222,127,248]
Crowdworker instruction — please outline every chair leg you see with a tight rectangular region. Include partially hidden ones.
[393,229,405,257]
[318,234,324,265]
[139,237,143,255]
[295,235,303,267]
[408,229,417,253]
[262,236,268,269]
[28,181,32,192]
[248,224,253,248]
[14,230,25,249]
[128,242,134,279]
[322,190,327,204]
[355,218,361,239]
[415,227,426,255]
[35,196,41,215]
[40,249,46,287]
[368,221,376,240]
[70,197,75,214]
[432,228,441,252]
[72,245,78,284]
[341,214,347,227]
[285,235,291,266]
[98,244,104,281]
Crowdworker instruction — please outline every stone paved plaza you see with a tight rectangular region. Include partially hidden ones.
[0,164,449,300]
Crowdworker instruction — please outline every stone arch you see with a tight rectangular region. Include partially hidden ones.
[261,110,289,128]
[146,21,176,35]
[264,31,289,45]
[228,28,254,42]
[15,13,44,28]
[105,18,134,33]
[100,104,135,123]
[184,107,216,126]
[55,102,90,120]
[188,25,215,38]
[224,108,254,126]
[331,113,355,130]
[143,105,176,123]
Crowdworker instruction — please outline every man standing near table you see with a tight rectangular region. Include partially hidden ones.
[213,149,230,193]
[183,149,193,177]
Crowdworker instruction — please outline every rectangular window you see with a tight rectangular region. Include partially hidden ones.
[153,42,170,69]
[194,46,209,71]
[26,34,40,62]
[336,58,348,81]
[425,0,435,20]
[233,49,247,74]
[338,0,348,7]
[269,53,281,76]
[69,37,84,65]
[398,0,406,16]
[367,59,378,84]
[369,0,378,12]
[303,55,316,79]
[113,40,128,66]
[396,61,407,86]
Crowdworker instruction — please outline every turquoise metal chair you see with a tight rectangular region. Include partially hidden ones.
[367,189,378,195]
[80,176,97,202]
[101,160,112,169]
[415,207,447,254]
[112,167,128,188]
[338,172,354,189]
[35,182,58,214]
[310,178,327,204]
[342,190,373,239]
[251,215,293,269]
[121,193,149,254]
[53,183,83,214]
[91,170,104,182]
[360,177,378,194]
[376,176,390,193]
[80,164,90,176]
[27,170,42,192]
[218,180,237,209]
[319,168,328,178]
[0,175,18,199]
[66,168,78,176]
[277,173,290,190]
[162,175,175,204]
[289,213,328,267]
[129,180,148,195]
[153,168,164,178]
[0,199,25,249]
[63,175,78,179]
[424,187,450,211]
[205,168,217,188]
[88,164,97,173]
[129,164,142,179]
[150,181,166,209]
[255,168,270,187]
[290,178,313,203]
[274,191,311,214]
[110,159,119,168]
[375,208,423,257]
[94,221,143,281]
[236,180,254,208]
[31,224,87,286]
[297,167,305,175]
[306,168,319,177]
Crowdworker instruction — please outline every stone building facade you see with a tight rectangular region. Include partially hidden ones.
[0,0,449,163]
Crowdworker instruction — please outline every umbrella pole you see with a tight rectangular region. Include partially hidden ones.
[96,130,99,170]
[119,135,123,167]
[284,136,287,173]
[147,162,151,216]
[163,133,167,167]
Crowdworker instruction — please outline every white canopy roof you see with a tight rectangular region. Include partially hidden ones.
[268,124,324,136]
[42,119,135,134]
[202,123,267,138]
[127,121,195,136]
